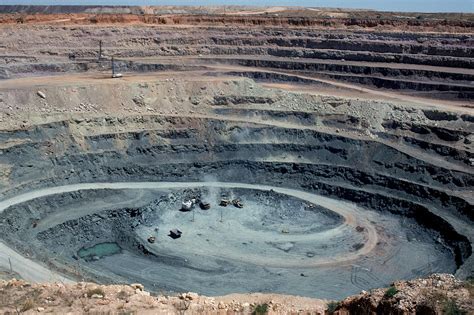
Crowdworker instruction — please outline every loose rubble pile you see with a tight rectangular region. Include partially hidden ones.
[0,278,327,314]
[334,274,473,315]
[1,275,472,314]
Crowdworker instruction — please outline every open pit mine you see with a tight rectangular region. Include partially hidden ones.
[0,5,473,314]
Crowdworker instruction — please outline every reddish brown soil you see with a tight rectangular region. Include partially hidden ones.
[0,10,473,33]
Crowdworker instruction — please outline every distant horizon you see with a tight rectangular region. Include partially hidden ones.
[1,1,473,13]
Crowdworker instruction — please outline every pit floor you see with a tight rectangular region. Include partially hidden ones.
[22,182,454,299]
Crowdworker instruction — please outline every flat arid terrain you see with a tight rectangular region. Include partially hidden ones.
[0,5,473,314]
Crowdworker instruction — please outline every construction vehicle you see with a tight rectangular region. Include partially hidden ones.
[219,199,231,207]
[199,200,211,210]
[169,229,182,239]
[232,199,244,208]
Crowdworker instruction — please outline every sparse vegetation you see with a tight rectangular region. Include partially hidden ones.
[175,300,191,315]
[86,287,105,298]
[327,301,340,314]
[9,287,43,314]
[66,297,74,307]
[463,277,474,296]
[442,299,466,315]
[385,286,398,298]
[418,290,468,315]
[252,303,268,315]
[116,290,129,300]
[20,298,35,313]
[422,290,447,308]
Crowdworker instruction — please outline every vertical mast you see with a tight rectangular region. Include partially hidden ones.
[98,40,102,61]
[111,56,115,77]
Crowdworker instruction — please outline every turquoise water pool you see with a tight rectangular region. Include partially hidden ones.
[78,242,121,260]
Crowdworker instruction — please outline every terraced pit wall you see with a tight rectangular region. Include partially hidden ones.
[0,79,472,298]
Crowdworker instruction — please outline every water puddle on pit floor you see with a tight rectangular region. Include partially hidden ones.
[78,242,121,261]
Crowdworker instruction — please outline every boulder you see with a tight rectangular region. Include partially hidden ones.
[37,91,46,99]
[131,283,144,291]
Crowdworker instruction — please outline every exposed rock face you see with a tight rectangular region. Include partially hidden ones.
[334,274,473,315]
[0,77,472,299]
[0,6,472,312]
[0,7,472,33]
[0,7,472,101]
